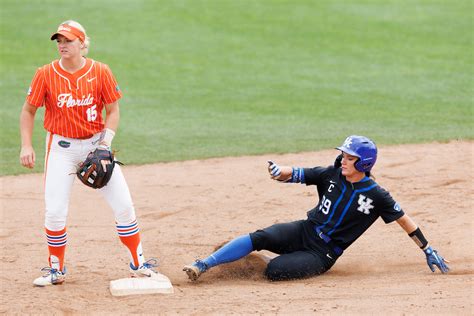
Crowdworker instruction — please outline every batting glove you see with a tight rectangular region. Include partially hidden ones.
[424,246,449,273]
[267,160,281,178]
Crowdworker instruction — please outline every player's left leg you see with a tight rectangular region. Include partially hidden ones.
[99,164,157,277]
[264,250,334,281]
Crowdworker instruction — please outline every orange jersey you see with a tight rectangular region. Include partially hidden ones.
[26,58,122,138]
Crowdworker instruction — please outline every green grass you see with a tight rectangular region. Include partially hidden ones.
[1,0,472,176]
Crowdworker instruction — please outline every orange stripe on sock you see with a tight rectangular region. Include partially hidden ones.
[46,227,66,271]
[119,231,142,267]
[43,133,54,187]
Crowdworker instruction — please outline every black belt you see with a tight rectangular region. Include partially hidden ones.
[314,227,343,256]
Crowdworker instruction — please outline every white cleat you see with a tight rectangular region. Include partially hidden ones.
[130,259,159,278]
[33,267,66,286]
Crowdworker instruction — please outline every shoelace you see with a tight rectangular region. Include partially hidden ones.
[40,267,64,282]
[141,258,158,269]
[40,267,59,275]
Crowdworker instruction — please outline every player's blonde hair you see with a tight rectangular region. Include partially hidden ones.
[61,20,90,57]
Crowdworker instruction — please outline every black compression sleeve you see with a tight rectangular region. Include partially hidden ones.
[408,227,428,249]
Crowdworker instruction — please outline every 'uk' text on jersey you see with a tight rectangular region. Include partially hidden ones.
[357,194,374,215]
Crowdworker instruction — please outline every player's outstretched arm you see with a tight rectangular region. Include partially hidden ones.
[267,160,306,183]
[19,102,38,169]
[396,214,450,273]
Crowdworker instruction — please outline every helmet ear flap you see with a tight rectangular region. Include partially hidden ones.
[355,157,375,172]
[354,158,362,172]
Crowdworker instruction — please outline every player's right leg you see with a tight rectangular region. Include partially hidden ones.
[183,234,254,281]
[34,134,77,286]
[183,220,306,281]
[250,220,306,254]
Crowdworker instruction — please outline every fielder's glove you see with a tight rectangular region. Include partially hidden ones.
[424,246,449,273]
[76,147,122,189]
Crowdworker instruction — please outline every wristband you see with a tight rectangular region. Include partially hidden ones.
[99,128,115,148]
[408,227,428,249]
[290,167,305,183]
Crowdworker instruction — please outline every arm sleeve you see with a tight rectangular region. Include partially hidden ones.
[303,166,329,186]
[26,67,46,107]
[377,189,405,223]
[100,64,122,104]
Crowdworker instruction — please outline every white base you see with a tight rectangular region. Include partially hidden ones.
[110,274,174,296]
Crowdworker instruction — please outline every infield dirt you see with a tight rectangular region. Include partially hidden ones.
[1,141,472,314]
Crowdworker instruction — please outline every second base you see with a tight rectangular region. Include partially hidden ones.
[110,273,174,296]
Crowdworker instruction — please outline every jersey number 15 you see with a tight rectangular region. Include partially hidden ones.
[86,105,98,122]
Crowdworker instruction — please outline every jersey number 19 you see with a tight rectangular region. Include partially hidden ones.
[319,195,332,215]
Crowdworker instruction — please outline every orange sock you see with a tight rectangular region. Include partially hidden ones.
[116,220,144,268]
[46,227,67,271]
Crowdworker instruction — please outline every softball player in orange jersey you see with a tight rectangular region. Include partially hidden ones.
[20,20,159,286]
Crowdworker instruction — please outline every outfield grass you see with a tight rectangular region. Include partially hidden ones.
[1,0,472,176]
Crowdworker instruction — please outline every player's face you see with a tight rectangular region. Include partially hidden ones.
[341,152,360,177]
[56,35,82,59]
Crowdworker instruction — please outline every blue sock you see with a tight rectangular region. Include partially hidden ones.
[201,234,254,269]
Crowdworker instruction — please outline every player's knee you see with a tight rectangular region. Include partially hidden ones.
[264,260,294,281]
[44,213,66,231]
[265,257,322,281]
[114,208,136,224]
[249,230,276,251]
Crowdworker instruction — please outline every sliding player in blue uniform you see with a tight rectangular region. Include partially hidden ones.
[183,135,449,281]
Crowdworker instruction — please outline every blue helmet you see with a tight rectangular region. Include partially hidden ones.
[336,135,377,172]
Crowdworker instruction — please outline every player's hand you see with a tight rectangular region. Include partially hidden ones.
[424,246,449,273]
[20,145,36,169]
[98,144,112,171]
[267,160,281,178]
